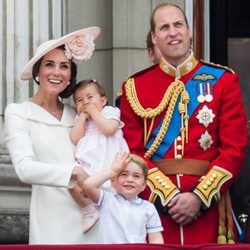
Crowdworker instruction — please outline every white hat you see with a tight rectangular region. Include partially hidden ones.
[21,26,101,80]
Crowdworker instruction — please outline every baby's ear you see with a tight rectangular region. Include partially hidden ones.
[101,96,108,106]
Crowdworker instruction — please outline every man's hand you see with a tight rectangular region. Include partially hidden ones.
[168,192,202,225]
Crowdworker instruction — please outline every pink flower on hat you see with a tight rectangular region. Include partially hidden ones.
[64,34,95,65]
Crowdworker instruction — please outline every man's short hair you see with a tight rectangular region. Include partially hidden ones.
[150,3,189,32]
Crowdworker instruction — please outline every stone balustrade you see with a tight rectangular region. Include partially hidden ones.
[0,145,30,244]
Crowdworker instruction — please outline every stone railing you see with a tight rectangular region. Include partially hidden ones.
[0,145,30,244]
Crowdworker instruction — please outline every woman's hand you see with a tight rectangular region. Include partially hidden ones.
[71,166,89,190]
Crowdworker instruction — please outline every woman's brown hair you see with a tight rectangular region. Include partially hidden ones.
[32,45,77,98]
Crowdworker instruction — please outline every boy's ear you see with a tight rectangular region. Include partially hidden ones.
[110,177,115,185]
[140,181,147,192]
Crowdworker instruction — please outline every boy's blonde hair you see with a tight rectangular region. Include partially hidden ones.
[130,154,148,181]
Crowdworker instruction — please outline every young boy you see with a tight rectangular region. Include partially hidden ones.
[84,152,164,244]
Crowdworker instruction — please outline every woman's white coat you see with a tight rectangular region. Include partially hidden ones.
[4,101,98,244]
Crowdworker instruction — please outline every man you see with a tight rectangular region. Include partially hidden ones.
[146,30,162,64]
[120,3,248,245]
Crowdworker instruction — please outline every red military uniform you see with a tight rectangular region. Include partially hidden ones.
[120,52,248,245]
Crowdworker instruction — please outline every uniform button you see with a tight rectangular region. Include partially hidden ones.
[158,179,163,183]
[177,145,182,150]
[176,154,182,159]
[177,136,182,141]
[203,184,208,190]
[155,175,160,180]
[209,177,214,182]
[207,181,211,186]
[165,185,171,189]
[162,182,166,186]
[212,173,217,178]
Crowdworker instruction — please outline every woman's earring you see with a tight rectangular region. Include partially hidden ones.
[67,81,70,86]
[35,76,39,82]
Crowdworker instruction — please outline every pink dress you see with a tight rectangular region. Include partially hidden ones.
[75,106,129,190]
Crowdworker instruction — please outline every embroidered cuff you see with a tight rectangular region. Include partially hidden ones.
[193,166,232,207]
[147,168,180,206]
[200,192,221,211]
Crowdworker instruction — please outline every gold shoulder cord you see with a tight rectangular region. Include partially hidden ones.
[200,59,235,74]
[125,77,189,159]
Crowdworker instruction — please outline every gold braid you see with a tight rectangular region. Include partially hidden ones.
[125,78,176,118]
[125,77,189,159]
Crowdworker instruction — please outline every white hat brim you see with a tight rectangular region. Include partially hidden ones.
[21,26,101,80]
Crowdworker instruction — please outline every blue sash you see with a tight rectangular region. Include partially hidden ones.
[145,65,225,160]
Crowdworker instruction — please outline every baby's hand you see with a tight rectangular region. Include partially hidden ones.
[84,103,99,117]
[111,152,131,175]
[79,111,90,120]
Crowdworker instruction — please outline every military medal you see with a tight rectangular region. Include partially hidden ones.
[205,83,213,102]
[196,105,215,127]
[198,94,205,103]
[197,83,205,103]
[198,130,213,151]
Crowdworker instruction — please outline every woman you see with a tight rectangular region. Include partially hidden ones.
[4,27,101,244]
